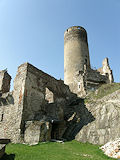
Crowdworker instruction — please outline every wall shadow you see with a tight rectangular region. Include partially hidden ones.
[0,154,15,160]
[63,98,95,140]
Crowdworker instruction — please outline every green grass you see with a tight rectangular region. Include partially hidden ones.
[85,83,120,103]
[1,140,115,160]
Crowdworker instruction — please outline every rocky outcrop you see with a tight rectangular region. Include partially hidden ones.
[75,89,120,145]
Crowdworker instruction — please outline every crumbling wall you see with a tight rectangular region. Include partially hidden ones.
[21,63,71,122]
[0,61,115,145]
[0,70,11,93]
[0,93,21,143]
[68,58,114,97]
[0,63,74,144]
[0,64,28,143]
[98,58,114,83]
[69,67,109,97]
[16,63,73,143]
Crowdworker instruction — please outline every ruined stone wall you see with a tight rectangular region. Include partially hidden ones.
[0,64,28,143]
[0,63,73,143]
[0,93,22,143]
[98,58,114,84]
[0,62,117,145]
[20,63,71,122]
[15,63,74,143]
[68,67,110,97]
[85,68,108,91]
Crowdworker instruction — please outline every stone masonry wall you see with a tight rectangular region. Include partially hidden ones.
[21,62,72,122]
[0,63,74,143]
[0,64,27,143]
[0,61,116,145]
[18,63,74,143]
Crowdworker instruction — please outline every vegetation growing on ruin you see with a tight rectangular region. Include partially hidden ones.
[2,140,114,160]
[85,83,120,103]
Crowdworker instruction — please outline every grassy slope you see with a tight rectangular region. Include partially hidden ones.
[1,141,114,160]
[85,83,120,103]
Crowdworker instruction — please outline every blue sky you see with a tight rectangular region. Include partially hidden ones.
[0,0,120,89]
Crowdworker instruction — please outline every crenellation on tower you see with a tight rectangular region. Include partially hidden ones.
[64,26,88,44]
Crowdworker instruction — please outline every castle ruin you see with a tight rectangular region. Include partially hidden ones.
[0,26,118,145]
[64,26,113,96]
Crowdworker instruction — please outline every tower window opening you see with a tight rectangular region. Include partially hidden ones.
[0,113,3,121]
[85,59,87,64]
[45,88,54,103]
[78,82,81,89]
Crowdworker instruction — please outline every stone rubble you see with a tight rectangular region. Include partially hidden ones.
[100,138,120,159]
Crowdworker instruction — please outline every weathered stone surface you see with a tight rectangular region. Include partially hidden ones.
[0,62,74,144]
[0,64,28,142]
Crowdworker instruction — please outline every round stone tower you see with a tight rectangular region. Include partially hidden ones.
[64,26,90,86]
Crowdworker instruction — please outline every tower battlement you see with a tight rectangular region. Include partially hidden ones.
[64,26,87,44]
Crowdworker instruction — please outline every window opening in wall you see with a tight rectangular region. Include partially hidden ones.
[78,82,81,90]
[85,59,87,64]
[45,88,54,103]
